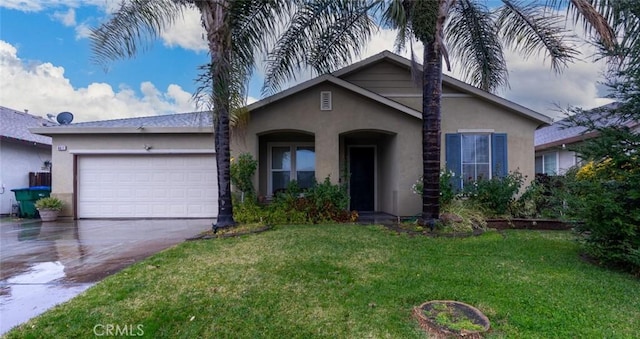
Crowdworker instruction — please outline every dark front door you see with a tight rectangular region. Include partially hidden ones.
[349,147,375,211]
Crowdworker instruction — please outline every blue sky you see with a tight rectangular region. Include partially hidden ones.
[0,1,613,122]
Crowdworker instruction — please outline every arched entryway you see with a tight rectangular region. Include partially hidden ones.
[340,130,397,213]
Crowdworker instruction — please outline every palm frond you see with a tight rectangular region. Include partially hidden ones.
[90,0,184,68]
[380,0,413,53]
[497,0,579,73]
[307,0,378,74]
[194,1,294,114]
[446,0,508,92]
[545,0,617,50]
[262,0,376,95]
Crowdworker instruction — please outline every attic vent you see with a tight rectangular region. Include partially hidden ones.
[320,91,332,111]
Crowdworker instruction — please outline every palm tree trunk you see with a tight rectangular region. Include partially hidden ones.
[198,0,236,230]
[421,40,442,229]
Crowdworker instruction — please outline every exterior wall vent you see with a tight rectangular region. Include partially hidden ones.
[320,91,332,111]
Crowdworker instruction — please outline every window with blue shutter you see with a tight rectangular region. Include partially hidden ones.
[491,133,508,177]
[445,134,462,190]
[445,132,508,189]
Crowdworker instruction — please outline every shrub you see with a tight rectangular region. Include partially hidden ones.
[230,153,258,197]
[34,197,64,211]
[463,171,525,217]
[233,176,357,225]
[513,174,571,219]
[411,169,457,206]
[566,155,640,273]
[232,196,263,224]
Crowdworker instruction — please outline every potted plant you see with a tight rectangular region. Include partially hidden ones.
[34,196,64,222]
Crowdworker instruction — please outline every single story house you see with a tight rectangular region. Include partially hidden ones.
[534,103,639,175]
[1,106,53,215]
[33,51,552,219]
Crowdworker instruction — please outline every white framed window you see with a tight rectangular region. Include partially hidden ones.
[461,134,491,184]
[535,152,558,175]
[268,142,315,195]
[446,133,507,190]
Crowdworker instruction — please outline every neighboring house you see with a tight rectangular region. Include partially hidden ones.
[0,106,53,215]
[534,103,639,175]
[33,51,552,220]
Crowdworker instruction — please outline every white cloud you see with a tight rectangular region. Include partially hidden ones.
[0,40,197,122]
[160,7,207,52]
[52,8,75,26]
[359,28,424,62]
[497,48,613,120]
[74,22,92,40]
[0,0,48,11]
[0,0,120,12]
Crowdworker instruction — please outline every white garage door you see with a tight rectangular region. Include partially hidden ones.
[78,154,217,218]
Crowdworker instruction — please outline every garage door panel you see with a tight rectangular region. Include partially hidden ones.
[78,154,217,218]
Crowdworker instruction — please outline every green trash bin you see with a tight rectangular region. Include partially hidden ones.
[11,186,51,218]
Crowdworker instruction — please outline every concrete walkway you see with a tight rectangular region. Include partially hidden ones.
[0,218,213,335]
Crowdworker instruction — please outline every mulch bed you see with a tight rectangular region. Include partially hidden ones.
[486,219,580,231]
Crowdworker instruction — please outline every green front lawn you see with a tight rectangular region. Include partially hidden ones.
[6,225,639,338]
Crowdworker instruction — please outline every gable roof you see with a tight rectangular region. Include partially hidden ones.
[0,106,52,146]
[246,73,422,119]
[331,50,553,125]
[534,102,636,150]
[32,51,551,136]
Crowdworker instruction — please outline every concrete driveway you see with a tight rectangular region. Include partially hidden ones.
[0,218,213,335]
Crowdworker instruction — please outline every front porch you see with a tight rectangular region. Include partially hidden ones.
[256,129,401,216]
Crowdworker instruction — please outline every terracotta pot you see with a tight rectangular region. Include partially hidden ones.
[38,209,60,222]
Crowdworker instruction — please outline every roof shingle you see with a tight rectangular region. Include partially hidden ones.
[0,106,53,145]
[56,111,213,128]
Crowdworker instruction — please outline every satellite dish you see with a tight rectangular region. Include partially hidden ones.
[56,112,74,125]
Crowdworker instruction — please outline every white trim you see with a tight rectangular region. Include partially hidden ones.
[460,133,492,188]
[69,149,215,155]
[535,151,559,175]
[267,142,315,196]
[457,129,495,133]
[347,145,377,211]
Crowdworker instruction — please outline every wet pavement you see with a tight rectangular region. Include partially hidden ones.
[0,218,213,335]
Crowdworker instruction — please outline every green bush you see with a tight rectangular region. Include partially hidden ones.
[463,171,525,217]
[232,196,263,224]
[230,153,258,196]
[411,169,457,206]
[34,197,64,211]
[566,154,640,273]
[513,174,572,219]
[233,176,356,225]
